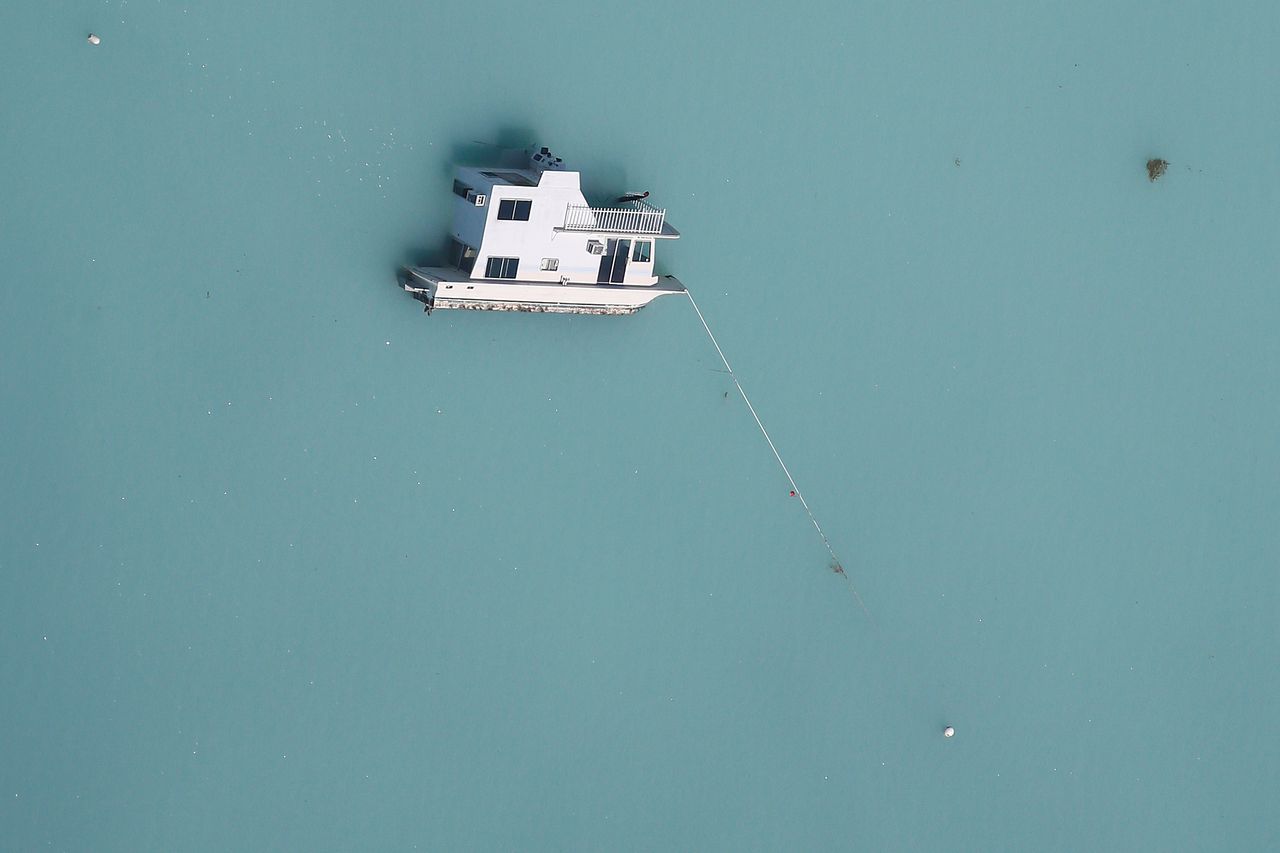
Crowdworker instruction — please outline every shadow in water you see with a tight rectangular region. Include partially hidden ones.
[443,125,542,177]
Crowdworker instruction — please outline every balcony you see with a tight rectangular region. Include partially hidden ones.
[562,202,667,235]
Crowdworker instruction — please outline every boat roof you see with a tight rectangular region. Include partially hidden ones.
[454,166,570,192]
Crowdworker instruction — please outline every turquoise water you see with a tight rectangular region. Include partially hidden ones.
[2,1,1277,850]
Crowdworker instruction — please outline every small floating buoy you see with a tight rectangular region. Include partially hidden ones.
[87,33,101,45]
[943,725,955,738]
[789,490,796,497]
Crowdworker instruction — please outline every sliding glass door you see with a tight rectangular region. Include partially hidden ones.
[596,239,631,283]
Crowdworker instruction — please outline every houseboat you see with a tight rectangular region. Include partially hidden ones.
[399,147,684,315]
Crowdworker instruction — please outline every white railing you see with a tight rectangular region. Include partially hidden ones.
[563,203,666,234]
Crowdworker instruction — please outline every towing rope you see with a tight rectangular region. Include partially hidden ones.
[685,289,869,617]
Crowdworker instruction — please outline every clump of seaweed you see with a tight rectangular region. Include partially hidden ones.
[1146,158,1169,182]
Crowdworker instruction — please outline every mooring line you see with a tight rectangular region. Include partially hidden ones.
[685,289,870,618]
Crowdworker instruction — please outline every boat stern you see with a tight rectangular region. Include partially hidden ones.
[398,266,439,313]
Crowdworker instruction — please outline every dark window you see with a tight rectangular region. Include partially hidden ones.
[497,199,532,221]
[632,241,652,263]
[452,180,473,199]
[450,239,478,274]
[485,257,519,279]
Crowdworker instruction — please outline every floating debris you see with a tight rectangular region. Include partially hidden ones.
[87,33,100,45]
[1146,158,1169,182]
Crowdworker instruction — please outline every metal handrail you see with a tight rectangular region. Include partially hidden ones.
[562,203,666,234]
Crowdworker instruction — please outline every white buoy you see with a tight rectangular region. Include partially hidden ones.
[943,726,955,738]
[87,33,101,45]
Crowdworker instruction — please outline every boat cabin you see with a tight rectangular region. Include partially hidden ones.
[445,149,680,287]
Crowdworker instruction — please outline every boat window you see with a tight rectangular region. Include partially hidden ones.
[632,241,652,263]
[450,240,478,274]
[497,199,532,221]
[540,258,559,271]
[485,256,520,279]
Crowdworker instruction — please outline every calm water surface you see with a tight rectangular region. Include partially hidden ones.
[2,1,1277,850]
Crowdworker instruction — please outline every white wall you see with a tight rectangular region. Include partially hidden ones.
[472,171,659,286]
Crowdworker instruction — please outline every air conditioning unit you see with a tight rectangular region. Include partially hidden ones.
[586,240,605,255]
[471,193,487,207]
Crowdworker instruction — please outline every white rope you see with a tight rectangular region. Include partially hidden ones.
[685,290,869,617]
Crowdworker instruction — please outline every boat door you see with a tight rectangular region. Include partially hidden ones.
[597,239,631,283]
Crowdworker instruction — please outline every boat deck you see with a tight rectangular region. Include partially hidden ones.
[399,266,685,315]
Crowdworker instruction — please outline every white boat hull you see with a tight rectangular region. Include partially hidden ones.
[399,267,685,316]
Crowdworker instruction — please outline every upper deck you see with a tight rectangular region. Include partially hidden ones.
[559,201,680,239]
